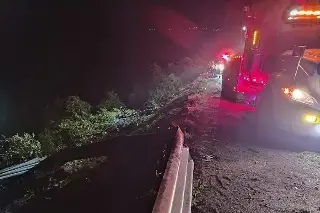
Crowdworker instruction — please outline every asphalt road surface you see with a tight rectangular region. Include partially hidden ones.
[187,93,320,213]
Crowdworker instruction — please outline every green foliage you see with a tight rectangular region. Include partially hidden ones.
[39,96,147,150]
[148,73,182,108]
[56,107,148,147]
[43,96,91,127]
[58,113,93,145]
[112,108,150,127]
[0,133,42,167]
[65,96,91,116]
[0,56,206,167]
[99,91,124,110]
[38,128,64,155]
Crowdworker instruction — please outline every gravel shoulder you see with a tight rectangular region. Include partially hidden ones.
[184,81,320,213]
[190,135,320,213]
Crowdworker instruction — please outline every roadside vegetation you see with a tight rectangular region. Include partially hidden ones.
[0,55,222,213]
[0,56,209,169]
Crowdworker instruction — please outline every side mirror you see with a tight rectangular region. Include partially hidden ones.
[292,45,306,57]
[263,55,278,73]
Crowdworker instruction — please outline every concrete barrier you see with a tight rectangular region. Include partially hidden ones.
[152,128,194,213]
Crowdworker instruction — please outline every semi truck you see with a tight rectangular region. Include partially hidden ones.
[221,0,320,144]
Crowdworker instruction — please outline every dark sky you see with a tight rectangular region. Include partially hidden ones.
[0,0,244,134]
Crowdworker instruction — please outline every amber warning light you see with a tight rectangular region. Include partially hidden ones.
[251,30,260,49]
[252,31,258,45]
[286,6,320,22]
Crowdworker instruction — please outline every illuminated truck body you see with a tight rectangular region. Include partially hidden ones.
[224,0,320,101]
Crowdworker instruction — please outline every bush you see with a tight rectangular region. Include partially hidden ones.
[52,107,145,147]
[38,93,137,150]
[0,56,206,167]
[65,96,92,116]
[99,91,124,110]
[38,128,64,155]
[58,113,103,147]
[43,96,91,127]
[57,107,148,147]
[0,133,42,168]
[112,108,149,128]
[147,73,182,108]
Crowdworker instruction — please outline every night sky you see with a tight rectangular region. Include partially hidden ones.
[0,0,248,134]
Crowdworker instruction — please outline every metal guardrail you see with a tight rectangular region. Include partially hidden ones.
[152,128,194,213]
[0,157,46,180]
[0,128,194,212]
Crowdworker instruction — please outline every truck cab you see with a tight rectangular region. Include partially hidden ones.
[222,1,320,145]
[253,47,320,144]
[221,1,320,104]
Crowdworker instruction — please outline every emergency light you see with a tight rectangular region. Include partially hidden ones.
[285,4,320,22]
[246,30,260,50]
[289,10,320,16]
[252,30,259,47]
[222,54,230,61]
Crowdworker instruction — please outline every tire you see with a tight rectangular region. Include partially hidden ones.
[240,85,280,147]
[221,90,237,102]
[221,84,237,102]
[255,91,277,143]
[221,90,235,101]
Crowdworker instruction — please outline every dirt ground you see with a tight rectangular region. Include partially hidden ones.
[184,83,320,213]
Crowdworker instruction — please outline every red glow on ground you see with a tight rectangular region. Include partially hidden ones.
[188,95,255,127]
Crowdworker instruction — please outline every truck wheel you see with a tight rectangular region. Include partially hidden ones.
[240,86,277,146]
[221,81,237,102]
[245,87,299,150]
[221,89,237,102]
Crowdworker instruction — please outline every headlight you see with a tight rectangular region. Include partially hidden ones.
[302,114,320,124]
[282,88,318,106]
